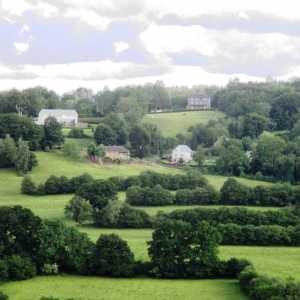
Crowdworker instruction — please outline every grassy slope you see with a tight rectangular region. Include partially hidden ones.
[142,110,225,137]
[0,151,273,220]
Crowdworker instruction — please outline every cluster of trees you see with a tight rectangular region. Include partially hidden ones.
[125,185,174,206]
[92,112,177,157]
[115,170,208,190]
[0,113,65,152]
[220,178,300,207]
[0,205,251,282]
[0,134,38,175]
[174,185,219,205]
[2,205,300,299]
[239,265,300,300]
[22,171,208,196]
[93,201,151,228]
[218,223,300,246]
[165,206,300,227]
[0,83,217,120]
[21,173,93,196]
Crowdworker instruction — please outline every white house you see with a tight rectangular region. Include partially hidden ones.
[35,109,78,125]
[172,145,193,162]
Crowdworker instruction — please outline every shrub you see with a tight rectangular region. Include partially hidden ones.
[62,142,80,159]
[68,128,85,138]
[0,291,9,300]
[5,255,37,281]
[21,175,37,195]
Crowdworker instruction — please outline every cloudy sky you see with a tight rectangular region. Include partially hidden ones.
[1,0,300,94]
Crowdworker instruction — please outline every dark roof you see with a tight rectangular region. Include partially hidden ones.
[188,93,209,98]
[105,146,129,153]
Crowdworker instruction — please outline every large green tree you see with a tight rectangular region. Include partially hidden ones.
[42,116,65,149]
[76,179,118,210]
[64,196,93,226]
[129,125,150,150]
[217,145,250,175]
[147,220,221,278]
[255,132,286,168]
[90,233,134,277]
[94,123,116,146]
[103,112,128,145]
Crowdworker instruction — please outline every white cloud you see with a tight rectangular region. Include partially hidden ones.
[13,42,29,54]
[238,11,250,20]
[63,7,111,30]
[140,24,300,62]
[1,0,33,16]
[115,42,129,53]
[19,24,30,36]
[38,3,58,17]
[141,25,217,58]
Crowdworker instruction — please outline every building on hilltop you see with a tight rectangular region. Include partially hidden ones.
[186,93,210,110]
[34,109,78,126]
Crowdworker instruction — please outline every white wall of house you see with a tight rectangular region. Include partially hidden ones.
[172,145,193,162]
[35,109,78,125]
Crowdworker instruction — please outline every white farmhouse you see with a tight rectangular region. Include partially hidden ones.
[172,145,193,162]
[35,109,78,125]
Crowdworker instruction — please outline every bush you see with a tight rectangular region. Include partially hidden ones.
[68,128,85,138]
[5,255,37,281]
[0,291,9,300]
[21,175,37,195]
[62,142,80,159]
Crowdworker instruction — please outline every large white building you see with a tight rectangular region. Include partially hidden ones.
[35,109,78,125]
[172,145,194,162]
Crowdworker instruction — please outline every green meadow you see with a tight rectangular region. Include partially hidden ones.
[1,277,247,300]
[142,110,225,137]
[0,151,298,300]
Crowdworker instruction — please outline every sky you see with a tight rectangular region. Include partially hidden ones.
[1,0,300,95]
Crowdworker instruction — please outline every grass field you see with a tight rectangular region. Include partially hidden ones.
[0,151,275,220]
[61,127,94,137]
[142,110,225,137]
[0,151,298,300]
[1,276,246,300]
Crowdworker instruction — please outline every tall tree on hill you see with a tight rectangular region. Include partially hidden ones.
[94,123,116,146]
[41,116,65,149]
[255,132,286,169]
[103,112,128,145]
[129,125,150,152]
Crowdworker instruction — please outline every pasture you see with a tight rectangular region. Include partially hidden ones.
[0,151,298,300]
[0,151,274,220]
[1,277,246,300]
[142,110,225,137]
